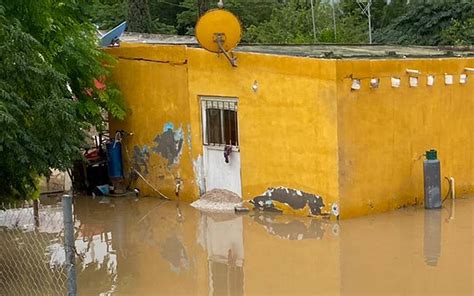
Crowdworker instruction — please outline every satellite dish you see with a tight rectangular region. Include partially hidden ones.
[99,21,127,47]
[195,9,242,67]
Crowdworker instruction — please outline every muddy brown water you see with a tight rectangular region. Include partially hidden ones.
[1,195,473,295]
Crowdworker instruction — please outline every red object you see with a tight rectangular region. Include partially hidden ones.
[84,77,107,97]
[84,148,101,162]
[94,78,106,90]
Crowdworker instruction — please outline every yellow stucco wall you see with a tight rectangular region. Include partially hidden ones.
[107,43,474,218]
[336,58,474,218]
[108,44,340,212]
[107,45,197,201]
[186,48,339,213]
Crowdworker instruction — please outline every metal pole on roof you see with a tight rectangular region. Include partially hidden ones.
[310,0,317,42]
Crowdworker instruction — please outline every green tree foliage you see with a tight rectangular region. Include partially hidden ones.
[0,0,125,201]
[245,0,313,43]
[336,0,407,44]
[245,0,410,44]
[85,0,127,30]
[370,0,404,30]
[86,0,474,46]
[87,0,177,34]
[245,0,339,43]
[176,0,200,35]
[378,0,405,29]
[374,1,474,45]
[127,0,153,33]
[336,0,368,43]
[441,18,474,46]
[177,0,281,37]
[148,0,182,34]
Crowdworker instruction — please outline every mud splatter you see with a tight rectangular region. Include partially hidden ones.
[153,123,184,167]
[250,187,325,216]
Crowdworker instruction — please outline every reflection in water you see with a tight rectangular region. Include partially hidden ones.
[0,205,67,295]
[3,196,474,295]
[209,260,244,296]
[160,200,190,274]
[250,212,337,240]
[423,209,442,267]
[160,234,190,273]
[198,212,244,296]
[74,198,119,295]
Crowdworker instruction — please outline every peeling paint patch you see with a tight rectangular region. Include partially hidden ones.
[153,123,184,166]
[132,145,150,175]
[163,122,174,132]
[186,124,192,151]
[192,155,205,195]
[250,187,325,217]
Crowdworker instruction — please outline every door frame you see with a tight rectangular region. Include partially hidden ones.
[199,96,242,195]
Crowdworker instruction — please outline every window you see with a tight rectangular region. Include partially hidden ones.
[203,100,238,146]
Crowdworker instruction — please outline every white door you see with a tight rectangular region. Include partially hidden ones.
[201,98,242,196]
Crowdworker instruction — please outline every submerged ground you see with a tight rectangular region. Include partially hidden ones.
[1,195,473,295]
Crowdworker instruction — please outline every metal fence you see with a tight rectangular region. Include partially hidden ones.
[0,197,75,296]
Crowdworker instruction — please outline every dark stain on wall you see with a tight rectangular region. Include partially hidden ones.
[153,128,184,167]
[132,145,150,175]
[250,187,325,216]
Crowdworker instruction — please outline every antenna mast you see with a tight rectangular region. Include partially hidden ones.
[356,0,372,44]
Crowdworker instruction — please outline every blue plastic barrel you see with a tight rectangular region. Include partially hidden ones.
[106,141,124,179]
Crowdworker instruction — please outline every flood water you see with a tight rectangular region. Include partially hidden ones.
[1,195,473,295]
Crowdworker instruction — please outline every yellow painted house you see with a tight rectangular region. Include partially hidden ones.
[107,35,474,218]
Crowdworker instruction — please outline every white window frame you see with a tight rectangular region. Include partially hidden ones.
[200,97,239,150]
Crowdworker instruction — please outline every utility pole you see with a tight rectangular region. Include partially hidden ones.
[356,0,373,44]
[310,0,317,43]
[331,0,337,41]
[368,0,372,44]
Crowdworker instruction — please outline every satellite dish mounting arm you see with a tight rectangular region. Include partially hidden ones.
[214,33,237,67]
